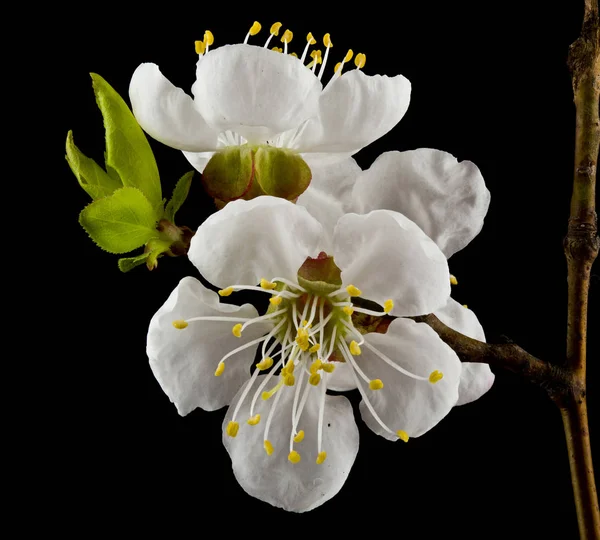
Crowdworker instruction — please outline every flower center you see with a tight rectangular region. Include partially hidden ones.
[172,255,445,464]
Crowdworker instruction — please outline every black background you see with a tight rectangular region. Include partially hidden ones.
[56,2,597,538]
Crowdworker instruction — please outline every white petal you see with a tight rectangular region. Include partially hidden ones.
[292,70,411,155]
[357,318,461,439]
[302,156,362,211]
[296,187,344,254]
[326,362,358,392]
[189,197,322,288]
[193,45,322,143]
[129,63,218,152]
[333,210,451,316]
[351,150,491,257]
[223,377,359,512]
[435,298,494,405]
[146,277,267,415]
[182,151,215,173]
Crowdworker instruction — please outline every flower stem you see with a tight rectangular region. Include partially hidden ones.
[562,0,600,537]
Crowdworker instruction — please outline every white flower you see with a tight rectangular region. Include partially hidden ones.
[128,22,411,175]
[298,148,495,403]
[147,196,462,512]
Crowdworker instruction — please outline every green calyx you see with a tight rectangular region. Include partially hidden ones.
[202,145,312,204]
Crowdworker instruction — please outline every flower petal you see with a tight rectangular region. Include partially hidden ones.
[182,151,215,173]
[147,277,267,415]
[296,187,344,254]
[292,70,411,155]
[357,318,461,439]
[327,362,358,392]
[351,150,491,257]
[333,210,451,316]
[129,63,218,152]
[435,298,495,405]
[193,45,322,143]
[189,197,322,288]
[302,156,362,211]
[223,377,359,512]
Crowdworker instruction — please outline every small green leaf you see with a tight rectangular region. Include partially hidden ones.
[90,73,162,210]
[145,238,173,270]
[65,130,122,199]
[165,171,194,223]
[79,187,158,254]
[118,253,150,272]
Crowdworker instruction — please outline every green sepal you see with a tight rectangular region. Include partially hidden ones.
[254,147,312,200]
[165,171,194,224]
[118,253,150,272]
[65,130,122,200]
[90,73,162,210]
[144,238,173,270]
[79,186,158,254]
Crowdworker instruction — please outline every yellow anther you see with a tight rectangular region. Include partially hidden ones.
[429,370,444,384]
[269,295,283,306]
[262,380,283,400]
[334,62,343,73]
[323,33,333,48]
[309,373,321,386]
[346,284,362,297]
[283,373,295,386]
[194,40,205,55]
[232,323,243,338]
[204,30,214,46]
[283,360,295,373]
[344,49,354,62]
[291,52,298,57]
[256,357,274,371]
[316,451,327,464]
[264,440,274,456]
[369,379,384,390]
[309,343,321,353]
[295,336,310,351]
[450,274,458,286]
[249,21,262,36]
[321,363,335,373]
[288,450,301,464]
[354,53,366,69]
[301,319,309,327]
[343,306,354,316]
[309,359,322,374]
[462,304,469,309]
[396,430,410,443]
[310,49,322,60]
[218,287,234,296]
[214,362,225,377]
[260,278,277,290]
[247,414,261,426]
[349,340,362,356]
[306,32,316,45]
[293,430,305,443]
[226,421,239,438]
[297,327,309,338]
[281,29,293,43]
[271,46,283,53]
[384,299,394,313]
[270,22,282,35]
[172,319,188,329]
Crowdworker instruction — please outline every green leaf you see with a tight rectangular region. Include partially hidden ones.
[79,187,158,254]
[118,253,150,272]
[65,130,122,199]
[90,73,162,210]
[165,171,194,223]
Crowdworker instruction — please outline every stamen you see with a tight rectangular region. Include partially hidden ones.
[220,284,299,299]
[309,373,321,386]
[215,362,225,376]
[363,341,430,381]
[317,371,327,453]
[240,308,286,332]
[290,369,306,449]
[317,33,332,80]
[283,373,295,386]
[346,284,362,297]
[281,29,293,55]
[340,319,365,345]
[369,379,384,390]
[450,274,458,286]
[232,323,243,337]
[218,334,269,367]
[300,32,317,62]
[462,304,468,309]
[226,421,239,438]
[247,414,261,426]
[294,430,305,443]
[172,320,188,329]
[321,362,335,373]
[339,339,372,386]
[231,369,262,421]
[333,49,354,77]
[244,21,262,44]
[354,52,366,69]
[307,50,322,71]
[251,357,285,416]
[262,378,284,401]
[270,296,283,306]
[288,450,301,464]
[396,430,410,443]
[269,277,307,293]
[316,451,327,464]
[264,439,274,456]
[184,316,252,324]
[260,278,277,290]
[343,306,354,316]
[309,359,322,374]
[429,370,444,384]
[204,30,214,54]
[325,324,338,361]
[351,305,391,317]
[264,384,284,452]
[272,47,283,53]
[383,299,394,313]
[261,319,289,359]
[256,357,274,371]
[349,340,362,356]
[264,22,282,48]
[194,40,205,56]
[309,343,321,353]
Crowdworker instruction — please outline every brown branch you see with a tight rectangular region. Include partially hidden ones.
[562,0,600,536]
[412,314,581,402]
